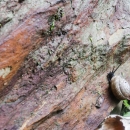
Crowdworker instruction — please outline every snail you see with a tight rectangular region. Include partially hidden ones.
[107,65,130,100]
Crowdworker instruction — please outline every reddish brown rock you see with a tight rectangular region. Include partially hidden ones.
[0,0,130,130]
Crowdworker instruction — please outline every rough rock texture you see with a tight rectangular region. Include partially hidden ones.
[0,0,130,129]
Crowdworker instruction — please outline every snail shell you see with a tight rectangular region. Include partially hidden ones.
[111,76,130,100]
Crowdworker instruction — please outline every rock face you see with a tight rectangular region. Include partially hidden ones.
[0,0,130,129]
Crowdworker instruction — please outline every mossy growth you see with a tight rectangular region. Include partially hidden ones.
[45,8,64,35]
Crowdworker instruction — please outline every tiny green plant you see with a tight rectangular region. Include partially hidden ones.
[49,17,55,32]
[120,100,130,116]
[123,100,130,110]
[47,8,64,35]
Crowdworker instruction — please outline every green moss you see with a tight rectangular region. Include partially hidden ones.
[47,8,64,35]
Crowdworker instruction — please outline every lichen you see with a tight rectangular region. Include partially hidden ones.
[0,66,12,78]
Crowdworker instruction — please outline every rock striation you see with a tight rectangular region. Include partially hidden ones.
[0,0,130,129]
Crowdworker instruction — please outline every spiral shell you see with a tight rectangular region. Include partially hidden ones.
[111,76,130,100]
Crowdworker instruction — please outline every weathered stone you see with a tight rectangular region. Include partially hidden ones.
[108,29,124,46]
[0,0,130,130]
